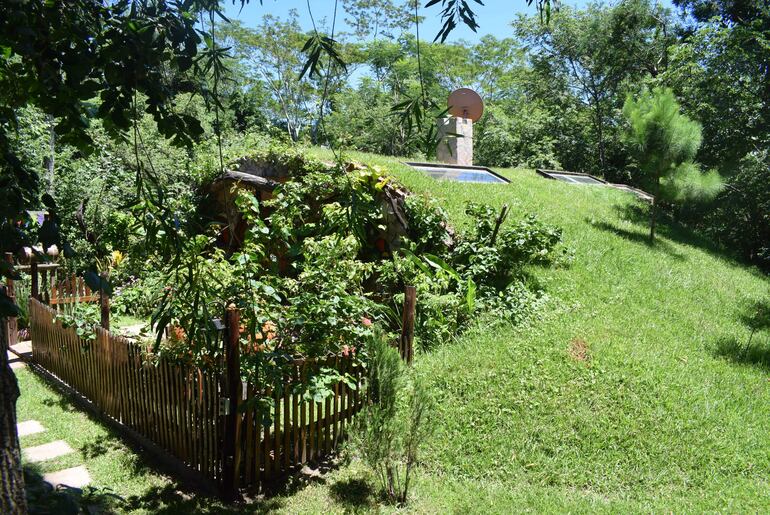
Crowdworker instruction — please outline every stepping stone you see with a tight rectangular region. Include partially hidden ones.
[10,340,32,356]
[10,359,25,370]
[119,323,147,337]
[17,420,45,437]
[24,440,74,463]
[43,466,90,488]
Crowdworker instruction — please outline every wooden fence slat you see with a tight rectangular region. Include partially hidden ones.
[170,363,182,462]
[203,371,211,477]
[127,346,138,431]
[212,371,219,480]
[197,372,204,475]
[274,390,281,473]
[187,370,196,471]
[243,384,254,488]
[208,370,218,480]
[313,398,320,462]
[254,370,262,488]
[145,360,157,443]
[158,361,169,450]
[283,386,290,471]
[165,362,176,453]
[115,338,124,422]
[194,369,202,472]
[292,366,300,467]
[332,356,340,448]
[299,364,307,465]
[264,387,272,477]
[136,352,148,438]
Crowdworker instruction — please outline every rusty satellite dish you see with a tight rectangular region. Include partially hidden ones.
[447,87,484,122]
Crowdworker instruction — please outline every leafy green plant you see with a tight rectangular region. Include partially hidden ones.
[402,195,451,255]
[110,274,164,319]
[453,203,564,288]
[12,278,30,331]
[54,302,100,343]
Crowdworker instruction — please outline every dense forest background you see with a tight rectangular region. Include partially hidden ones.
[5,0,770,269]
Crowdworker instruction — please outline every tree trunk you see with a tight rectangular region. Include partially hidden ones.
[0,319,26,514]
[595,102,606,172]
[649,195,657,243]
[45,116,55,195]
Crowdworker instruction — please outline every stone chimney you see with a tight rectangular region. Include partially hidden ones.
[436,116,473,166]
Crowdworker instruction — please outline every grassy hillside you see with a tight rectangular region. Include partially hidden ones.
[16,149,769,513]
[281,150,770,512]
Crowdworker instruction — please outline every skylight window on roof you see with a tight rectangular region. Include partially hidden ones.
[405,162,509,184]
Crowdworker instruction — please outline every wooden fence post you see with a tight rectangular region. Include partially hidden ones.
[4,252,17,348]
[99,271,110,330]
[30,259,39,300]
[400,285,416,364]
[222,304,242,500]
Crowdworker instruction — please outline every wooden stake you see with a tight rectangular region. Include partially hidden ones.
[490,203,509,245]
[400,285,416,364]
[99,272,110,330]
[222,304,241,501]
[30,259,39,300]
[4,252,17,348]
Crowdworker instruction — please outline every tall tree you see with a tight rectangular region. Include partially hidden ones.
[342,0,412,41]
[623,87,722,241]
[0,0,218,506]
[225,15,317,141]
[516,0,675,176]
[664,1,770,167]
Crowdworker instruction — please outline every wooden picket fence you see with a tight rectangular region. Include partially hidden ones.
[48,274,99,305]
[235,355,364,492]
[29,298,224,480]
[18,261,99,306]
[28,297,364,495]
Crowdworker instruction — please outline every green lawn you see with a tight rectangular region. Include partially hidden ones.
[16,150,770,512]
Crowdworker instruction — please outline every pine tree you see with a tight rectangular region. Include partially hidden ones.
[623,87,722,241]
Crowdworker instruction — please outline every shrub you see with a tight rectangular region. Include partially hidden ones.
[353,330,433,505]
[402,195,451,255]
[12,278,31,330]
[110,273,165,319]
[452,203,564,288]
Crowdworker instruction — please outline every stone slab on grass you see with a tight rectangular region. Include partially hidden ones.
[17,420,45,437]
[10,340,32,355]
[24,440,74,463]
[43,466,91,488]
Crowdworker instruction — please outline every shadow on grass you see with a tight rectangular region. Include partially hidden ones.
[711,336,770,372]
[609,202,759,269]
[711,299,770,371]
[41,395,78,412]
[589,220,686,261]
[79,434,125,459]
[121,484,285,514]
[329,477,375,511]
[737,299,770,334]
[24,464,125,514]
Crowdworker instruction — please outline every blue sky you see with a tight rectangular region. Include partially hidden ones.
[225,1,675,43]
